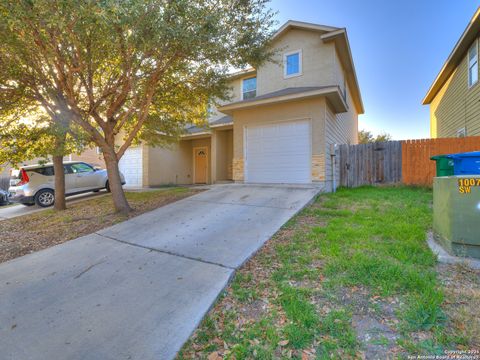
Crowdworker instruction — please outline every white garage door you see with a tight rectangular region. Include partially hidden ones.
[245,120,311,183]
[119,147,143,187]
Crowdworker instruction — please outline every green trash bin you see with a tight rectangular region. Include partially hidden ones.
[430,155,455,177]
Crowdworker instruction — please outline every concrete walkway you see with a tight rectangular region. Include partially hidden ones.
[0,184,320,360]
[0,191,108,221]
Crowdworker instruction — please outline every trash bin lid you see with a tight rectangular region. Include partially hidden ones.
[446,151,480,159]
[430,154,452,161]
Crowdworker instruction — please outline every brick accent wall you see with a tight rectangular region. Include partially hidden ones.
[232,158,244,181]
[311,154,325,181]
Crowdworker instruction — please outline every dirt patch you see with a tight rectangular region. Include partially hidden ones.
[311,286,403,359]
[353,315,400,359]
[238,299,268,321]
[438,263,480,347]
[0,188,201,264]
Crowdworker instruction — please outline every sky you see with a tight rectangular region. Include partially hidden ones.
[272,0,479,140]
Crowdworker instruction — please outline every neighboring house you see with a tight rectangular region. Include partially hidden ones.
[423,7,480,138]
[66,147,104,168]
[117,20,364,190]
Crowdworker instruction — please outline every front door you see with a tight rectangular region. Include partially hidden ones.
[194,147,208,184]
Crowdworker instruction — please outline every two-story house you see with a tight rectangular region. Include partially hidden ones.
[118,20,364,191]
[423,7,480,138]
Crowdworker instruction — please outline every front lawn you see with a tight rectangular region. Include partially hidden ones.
[0,187,200,264]
[178,186,479,359]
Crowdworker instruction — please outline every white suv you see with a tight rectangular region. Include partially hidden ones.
[9,161,125,207]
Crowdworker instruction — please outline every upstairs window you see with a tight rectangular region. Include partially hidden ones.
[457,127,466,138]
[242,77,257,99]
[469,41,478,88]
[284,50,302,78]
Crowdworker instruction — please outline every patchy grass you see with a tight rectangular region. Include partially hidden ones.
[178,186,479,359]
[0,187,200,263]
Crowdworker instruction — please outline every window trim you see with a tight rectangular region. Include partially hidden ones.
[241,76,257,100]
[457,127,467,138]
[468,40,478,88]
[283,49,303,79]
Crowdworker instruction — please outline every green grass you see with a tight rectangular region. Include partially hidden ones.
[178,186,469,359]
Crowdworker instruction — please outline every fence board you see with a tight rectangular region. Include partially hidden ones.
[402,136,480,186]
[338,141,402,187]
[338,136,480,188]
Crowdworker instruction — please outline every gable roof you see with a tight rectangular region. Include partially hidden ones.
[275,21,364,114]
[423,7,480,105]
[272,20,340,40]
[225,20,364,114]
[321,29,364,114]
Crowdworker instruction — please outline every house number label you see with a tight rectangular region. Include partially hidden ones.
[458,178,480,194]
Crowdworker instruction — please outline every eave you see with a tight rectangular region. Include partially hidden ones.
[423,7,480,105]
[218,86,348,115]
[321,29,364,114]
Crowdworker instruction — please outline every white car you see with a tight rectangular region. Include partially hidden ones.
[8,161,125,207]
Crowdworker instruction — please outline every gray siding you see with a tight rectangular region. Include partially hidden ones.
[324,84,358,191]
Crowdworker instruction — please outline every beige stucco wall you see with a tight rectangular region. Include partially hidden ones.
[231,97,327,182]
[210,28,342,122]
[146,141,193,185]
[430,36,480,138]
[257,29,336,96]
[69,147,104,167]
[213,129,233,181]
[146,137,212,186]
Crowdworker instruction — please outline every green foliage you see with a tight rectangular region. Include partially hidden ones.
[0,0,276,148]
[358,129,393,144]
[0,0,276,210]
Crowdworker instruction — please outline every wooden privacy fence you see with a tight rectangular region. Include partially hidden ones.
[337,136,480,187]
[338,141,402,187]
[402,136,480,186]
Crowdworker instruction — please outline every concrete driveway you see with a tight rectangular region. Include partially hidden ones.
[0,184,320,360]
[0,191,108,221]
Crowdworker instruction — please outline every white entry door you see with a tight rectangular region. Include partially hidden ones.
[119,147,143,187]
[245,120,311,183]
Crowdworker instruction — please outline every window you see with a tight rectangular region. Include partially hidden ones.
[284,50,302,78]
[457,127,466,138]
[32,166,54,176]
[70,163,94,173]
[242,77,257,99]
[469,41,478,87]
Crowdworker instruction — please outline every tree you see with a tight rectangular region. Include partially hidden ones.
[0,114,89,210]
[358,129,392,144]
[374,132,392,143]
[0,0,275,213]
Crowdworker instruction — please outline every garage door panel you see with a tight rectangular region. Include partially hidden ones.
[119,147,143,187]
[245,120,311,184]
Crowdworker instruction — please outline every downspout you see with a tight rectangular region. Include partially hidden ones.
[330,143,337,192]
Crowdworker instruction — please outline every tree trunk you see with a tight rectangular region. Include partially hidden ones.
[103,148,132,214]
[52,155,66,210]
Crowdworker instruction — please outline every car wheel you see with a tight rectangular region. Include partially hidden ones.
[21,203,35,207]
[105,181,111,193]
[35,189,55,207]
